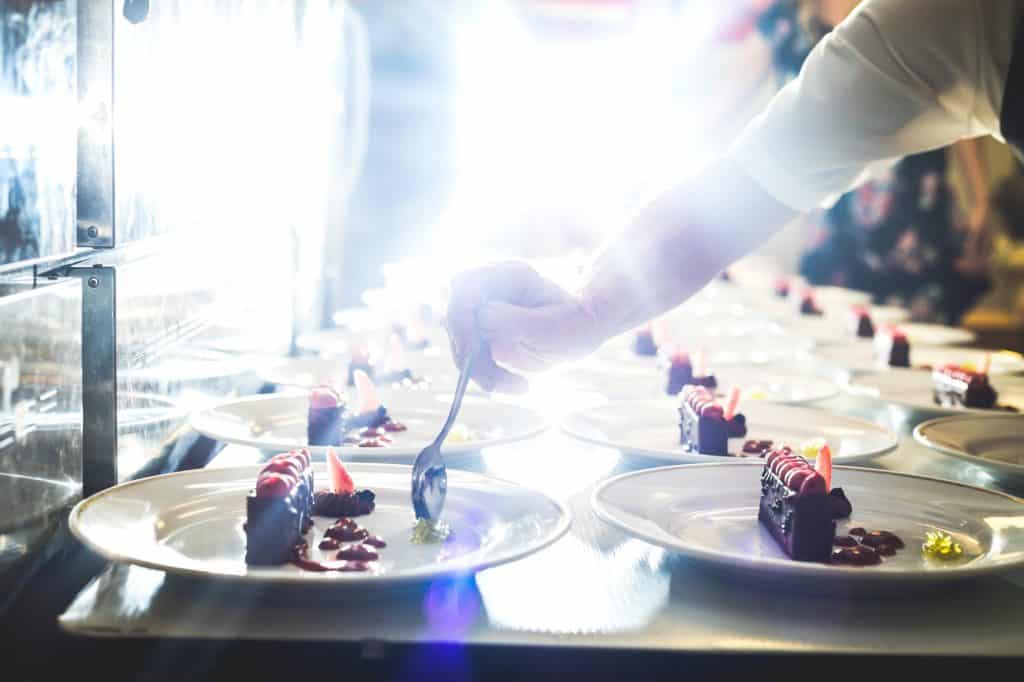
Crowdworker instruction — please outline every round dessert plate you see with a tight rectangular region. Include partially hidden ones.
[803,286,872,311]
[257,351,462,392]
[597,333,812,367]
[894,323,976,347]
[813,344,1024,376]
[592,463,1024,583]
[823,304,909,326]
[561,399,897,464]
[846,368,1024,416]
[191,391,548,458]
[562,364,838,404]
[69,463,570,585]
[296,327,447,357]
[914,414,1024,477]
[784,317,849,346]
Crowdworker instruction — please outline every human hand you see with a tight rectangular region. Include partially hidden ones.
[445,261,603,393]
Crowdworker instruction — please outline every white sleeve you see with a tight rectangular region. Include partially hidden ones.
[727,0,1016,211]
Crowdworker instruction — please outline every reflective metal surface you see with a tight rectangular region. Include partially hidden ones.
[0,0,78,267]
[60,389,1024,655]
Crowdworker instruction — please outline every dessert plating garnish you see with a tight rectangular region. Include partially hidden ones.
[922,530,964,560]
[411,518,453,544]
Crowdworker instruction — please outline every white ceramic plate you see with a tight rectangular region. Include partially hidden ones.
[914,415,1024,477]
[191,391,548,458]
[561,399,897,463]
[893,323,976,347]
[69,463,570,585]
[801,286,872,311]
[597,333,812,367]
[562,364,838,404]
[296,327,448,357]
[846,368,1024,416]
[592,463,1024,583]
[814,344,1024,376]
[257,351,461,391]
[822,304,910,326]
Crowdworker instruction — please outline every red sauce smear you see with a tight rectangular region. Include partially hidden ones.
[383,420,407,433]
[336,544,379,562]
[290,542,370,572]
[363,535,387,548]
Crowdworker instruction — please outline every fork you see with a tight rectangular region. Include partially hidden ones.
[411,345,479,521]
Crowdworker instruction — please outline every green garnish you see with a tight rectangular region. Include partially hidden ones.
[922,530,964,560]
[411,518,452,544]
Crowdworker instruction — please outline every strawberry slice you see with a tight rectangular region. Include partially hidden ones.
[326,447,355,494]
[815,444,833,490]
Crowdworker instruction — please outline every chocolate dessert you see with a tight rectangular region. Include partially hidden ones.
[634,327,658,356]
[307,386,347,446]
[757,448,836,561]
[874,327,910,367]
[245,450,314,565]
[678,385,745,456]
[849,306,875,338]
[311,448,376,517]
[932,364,998,409]
[799,291,823,316]
[665,351,717,395]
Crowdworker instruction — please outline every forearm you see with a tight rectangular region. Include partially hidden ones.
[579,158,796,339]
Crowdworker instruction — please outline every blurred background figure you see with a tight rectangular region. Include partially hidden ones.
[761,0,1011,324]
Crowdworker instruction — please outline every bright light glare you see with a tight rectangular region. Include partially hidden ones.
[113,1,364,340]
[431,2,724,261]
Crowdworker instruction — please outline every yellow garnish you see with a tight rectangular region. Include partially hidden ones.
[411,518,452,544]
[922,530,963,560]
[961,362,977,372]
[446,424,477,443]
[746,387,768,400]
[800,438,827,459]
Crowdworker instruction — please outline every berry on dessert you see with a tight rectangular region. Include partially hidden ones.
[312,448,376,517]
[307,386,347,446]
[932,363,998,409]
[678,385,746,455]
[874,326,910,367]
[849,305,875,338]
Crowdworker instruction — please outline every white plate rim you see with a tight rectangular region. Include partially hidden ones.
[190,392,549,457]
[68,463,572,585]
[842,369,1024,416]
[913,414,1024,476]
[560,399,898,464]
[591,462,1024,583]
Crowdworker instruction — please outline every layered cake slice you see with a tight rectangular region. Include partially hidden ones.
[245,449,314,565]
[849,305,875,338]
[932,364,997,409]
[758,446,843,562]
[307,386,347,446]
[665,350,717,395]
[678,385,746,455]
[874,326,910,367]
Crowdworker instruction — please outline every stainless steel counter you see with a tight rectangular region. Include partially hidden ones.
[57,389,1024,657]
